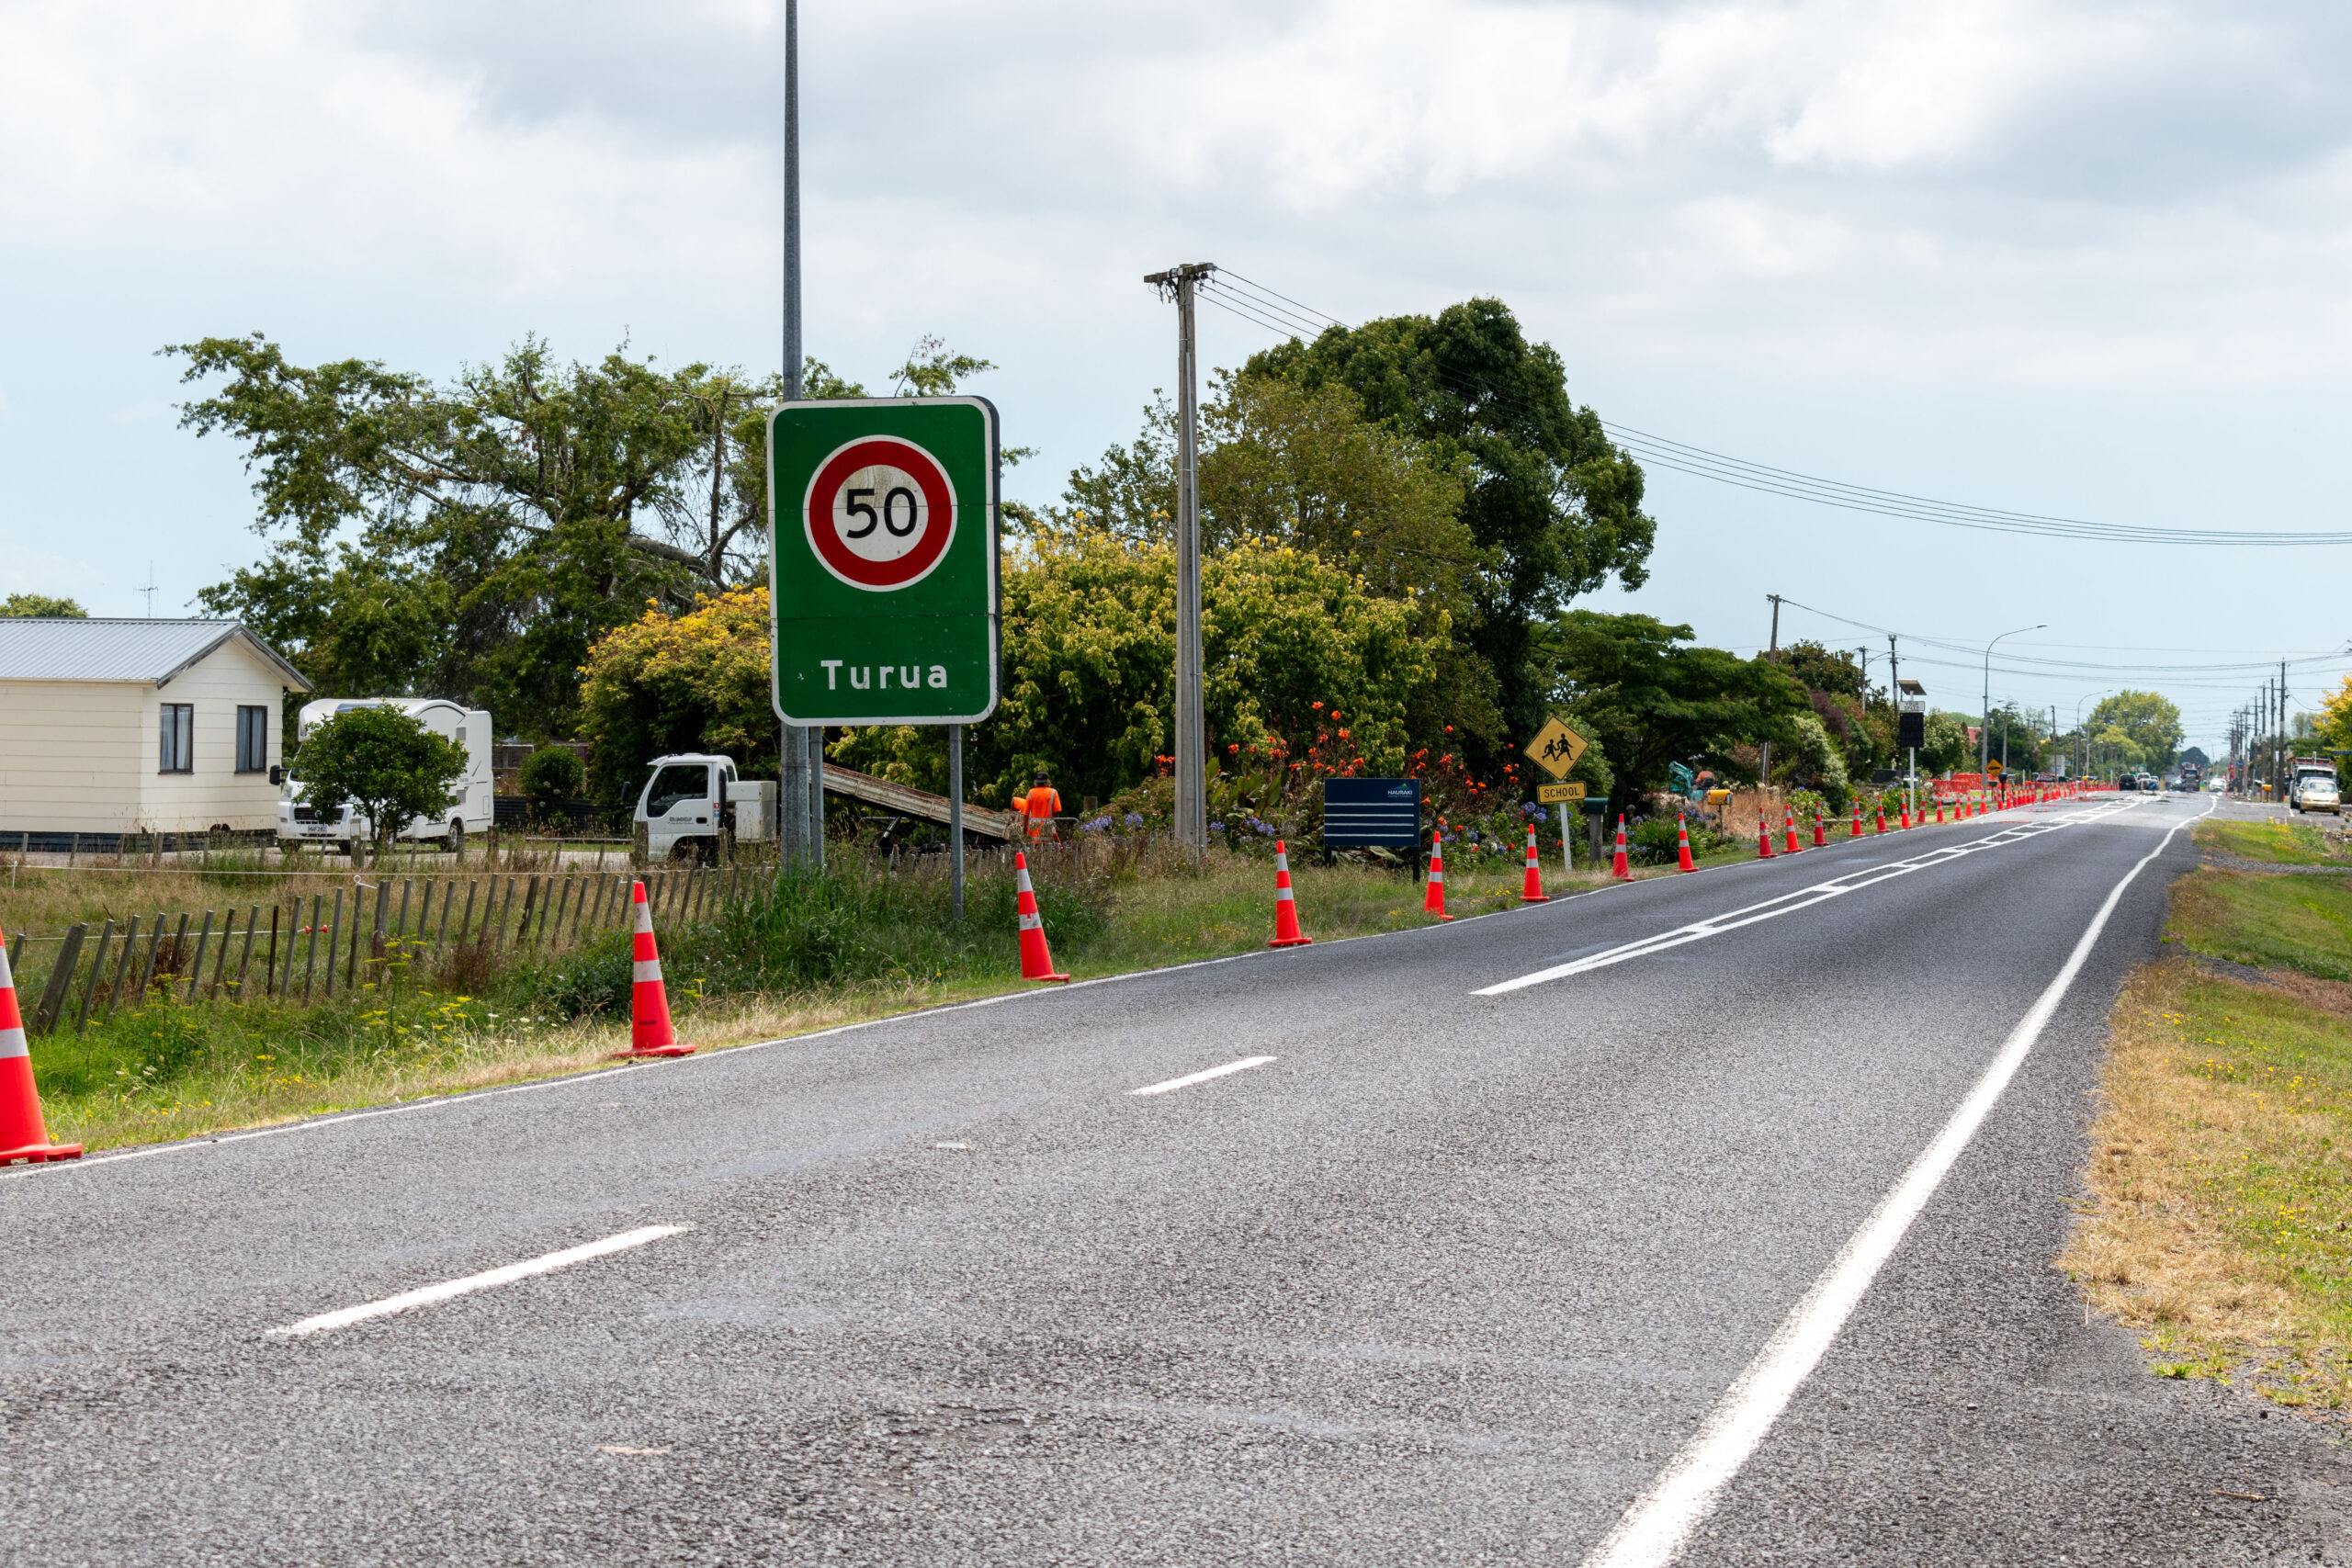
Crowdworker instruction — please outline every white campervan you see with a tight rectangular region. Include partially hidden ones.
[277,697,495,855]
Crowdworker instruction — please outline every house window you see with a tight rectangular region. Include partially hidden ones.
[159,704,194,773]
[235,705,268,773]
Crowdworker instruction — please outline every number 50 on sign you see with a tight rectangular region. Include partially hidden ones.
[768,398,1001,726]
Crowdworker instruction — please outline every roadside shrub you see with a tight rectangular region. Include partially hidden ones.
[521,747,585,799]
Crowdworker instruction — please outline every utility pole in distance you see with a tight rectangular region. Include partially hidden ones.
[1146,262,1216,856]
[1758,594,1781,794]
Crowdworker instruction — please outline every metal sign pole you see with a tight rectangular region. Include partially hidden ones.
[948,723,965,919]
[778,0,809,867]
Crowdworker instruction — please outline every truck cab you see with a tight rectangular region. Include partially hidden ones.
[635,754,742,863]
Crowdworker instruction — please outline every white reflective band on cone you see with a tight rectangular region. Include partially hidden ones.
[1018,912,1042,931]
[0,950,13,989]
[1277,887,1295,902]
[632,960,663,983]
[0,1025,25,1060]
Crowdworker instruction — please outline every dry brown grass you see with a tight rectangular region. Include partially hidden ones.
[2063,959,2352,1406]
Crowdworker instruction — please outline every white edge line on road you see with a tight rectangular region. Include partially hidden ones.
[1477,798,2145,996]
[266,1224,691,1338]
[1130,1055,1277,1097]
[1578,795,2212,1568]
[7,796,2143,1188]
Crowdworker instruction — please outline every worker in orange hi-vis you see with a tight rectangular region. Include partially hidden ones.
[1013,770,1062,842]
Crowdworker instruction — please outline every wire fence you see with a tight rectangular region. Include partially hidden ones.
[4,864,757,1038]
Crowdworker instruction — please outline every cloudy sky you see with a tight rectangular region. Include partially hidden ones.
[6,0,2348,754]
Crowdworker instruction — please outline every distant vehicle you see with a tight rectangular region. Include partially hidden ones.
[2118,774,2139,791]
[633,752,776,863]
[278,697,493,855]
[2291,757,2340,815]
[2176,762,2202,792]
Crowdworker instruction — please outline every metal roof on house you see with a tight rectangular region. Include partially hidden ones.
[0,619,311,689]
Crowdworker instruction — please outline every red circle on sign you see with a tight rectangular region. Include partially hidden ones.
[803,436,957,591]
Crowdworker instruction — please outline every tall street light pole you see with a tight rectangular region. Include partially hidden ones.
[1981,623,2046,779]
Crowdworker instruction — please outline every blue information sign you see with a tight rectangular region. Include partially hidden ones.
[1320,777,1423,848]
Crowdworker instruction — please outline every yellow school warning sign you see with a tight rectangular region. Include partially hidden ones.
[1536,782,1586,805]
[1524,716,1589,780]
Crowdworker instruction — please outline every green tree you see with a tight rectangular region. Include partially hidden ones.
[293,705,469,866]
[576,587,776,803]
[1246,298,1656,753]
[1920,711,1971,774]
[836,525,1442,807]
[0,593,86,617]
[520,746,585,799]
[1773,640,1864,700]
[173,338,985,736]
[2086,691,2182,772]
[1778,712,1852,810]
[1541,611,1808,820]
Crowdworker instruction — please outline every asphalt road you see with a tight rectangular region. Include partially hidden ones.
[3,791,2344,1565]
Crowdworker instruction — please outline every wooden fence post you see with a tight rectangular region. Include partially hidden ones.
[32,924,86,1035]
[74,919,114,1033]
[184,911,214,1002]
[101,916,138,1023]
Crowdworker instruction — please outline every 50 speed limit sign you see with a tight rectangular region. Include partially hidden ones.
[768,398,1000,726]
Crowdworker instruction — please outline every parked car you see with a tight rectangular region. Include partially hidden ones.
[278,697,493,855]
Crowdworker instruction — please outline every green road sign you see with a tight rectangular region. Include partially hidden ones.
[768,397,1001,726]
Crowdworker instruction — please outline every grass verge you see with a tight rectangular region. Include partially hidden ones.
[2064,850,2352,1407]
[2195,817,2352,867]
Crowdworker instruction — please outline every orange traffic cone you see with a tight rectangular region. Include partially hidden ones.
[1813,812,1826,848]
[1269,840,1313,947]
[1521,825,1551,903]
[612,881,693,1058]
[1784,807,1803,855]
[1423,835,1453,920]
[1013,852,1071,981]
[1899,802,1911,830]
[1756,814,1775,859]
[0,928,80,1166]
[1935,799,1945,825]
[1676,814,1696,872]
[1850,801,1863,838]
[1612,815,1634,878]
[1875,804,1887,835]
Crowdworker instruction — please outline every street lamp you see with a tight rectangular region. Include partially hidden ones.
[2075,689,2111,784]
[1982,624,2047,780]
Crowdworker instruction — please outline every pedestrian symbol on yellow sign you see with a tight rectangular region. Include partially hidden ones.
[1523,716,1589,781]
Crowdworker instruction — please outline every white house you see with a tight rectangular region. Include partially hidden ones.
[0,619,311,843]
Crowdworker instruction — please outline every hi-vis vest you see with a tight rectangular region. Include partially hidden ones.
[1014,786,1060,840]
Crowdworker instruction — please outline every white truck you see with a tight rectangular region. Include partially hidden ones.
[634,752,776,863]
[2290,757,2341,815]
[278,697,496,855]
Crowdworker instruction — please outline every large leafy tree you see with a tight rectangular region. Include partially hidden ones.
[1541,611,1808,821]
[172,334,741,736]
[836,525,1442,807]
[173,337,988,739]
[576,587,778,803]
[2086,690,2183,772]
[1056,372,1500,748]
[1245,298,1656,755]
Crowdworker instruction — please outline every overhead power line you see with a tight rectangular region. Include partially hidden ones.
[1196,272,2352,549]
